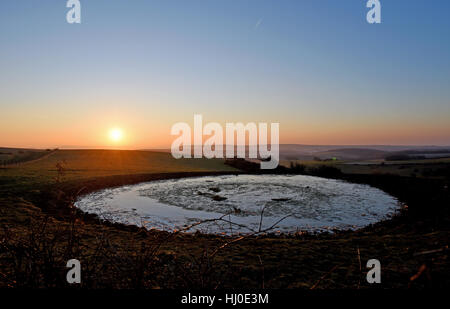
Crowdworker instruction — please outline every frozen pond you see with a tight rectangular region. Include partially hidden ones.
[74,175,399,235]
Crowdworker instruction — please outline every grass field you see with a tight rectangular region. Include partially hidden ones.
[281,158,450,179]
[0,147,53,166]
[0,149,237,198]
[0,149,449,289]
[0,149,236,180]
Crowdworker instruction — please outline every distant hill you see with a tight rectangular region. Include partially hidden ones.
[5,144,450,164]
[385,149,450,161]
[311,148,388,161]
[141,144,450,161]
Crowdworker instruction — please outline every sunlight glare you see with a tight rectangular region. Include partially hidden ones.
[109,128,123,142]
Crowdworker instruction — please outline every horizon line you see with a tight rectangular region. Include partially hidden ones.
[2,144,450,151]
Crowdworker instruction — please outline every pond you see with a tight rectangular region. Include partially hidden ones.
[74,174,399,235]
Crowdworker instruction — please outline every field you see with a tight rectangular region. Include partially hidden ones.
[0,149,236,230]
[0,149,236,180]
[0,149,449,289]
[0,148,54,166]
[281,158,450,178]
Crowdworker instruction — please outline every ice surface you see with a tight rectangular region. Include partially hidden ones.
[74,175,399,235]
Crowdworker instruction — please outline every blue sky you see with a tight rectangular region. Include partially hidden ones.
[1,0,449,148]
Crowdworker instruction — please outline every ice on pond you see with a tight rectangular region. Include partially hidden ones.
[74,174,399,235]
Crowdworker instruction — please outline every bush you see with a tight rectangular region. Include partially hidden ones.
[289,162,306,173]
[309,165,342,177]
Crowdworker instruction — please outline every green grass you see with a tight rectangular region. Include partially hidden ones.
[0,149,237,185]
[0,148,51,165]
[280,158,450,179]
[280,159,344,167]
[383,157,450,164]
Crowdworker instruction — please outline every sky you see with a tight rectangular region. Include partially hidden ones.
[0,0,449,149]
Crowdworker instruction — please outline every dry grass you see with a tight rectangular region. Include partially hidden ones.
[0,149,449,289]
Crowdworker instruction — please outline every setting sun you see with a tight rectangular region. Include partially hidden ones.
[109,128,123,142]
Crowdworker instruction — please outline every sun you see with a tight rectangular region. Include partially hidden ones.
[109,128,123,142]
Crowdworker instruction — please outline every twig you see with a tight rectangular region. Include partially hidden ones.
[310,265,339,290]
[258,255,265,289]
[357,246,362,289]
[258,205,266,232]
[413,246,448,257]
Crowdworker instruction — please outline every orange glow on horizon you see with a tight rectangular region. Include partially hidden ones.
[1,111,450,149]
